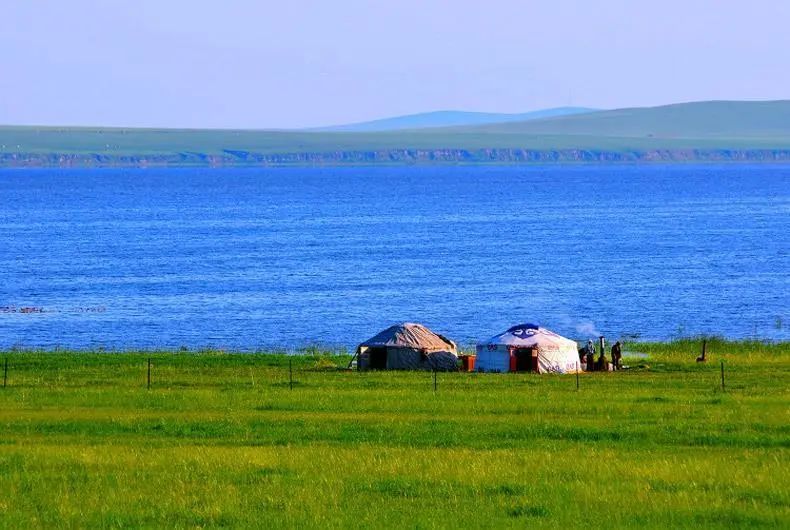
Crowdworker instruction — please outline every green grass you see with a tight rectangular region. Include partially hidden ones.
[467,100,790,139]
[3,101,790,163]
[4,128,789,158]
[0,340,788,528]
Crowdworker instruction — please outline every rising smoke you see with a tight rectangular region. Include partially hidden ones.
[575,321,601,338]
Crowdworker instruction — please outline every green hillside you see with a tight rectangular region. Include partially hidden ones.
[5,127,790,157]
[2,100,790,166]
[463,100,790,139]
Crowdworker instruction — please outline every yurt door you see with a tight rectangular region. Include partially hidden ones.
[368,347,387,370]
[513,348,534,372]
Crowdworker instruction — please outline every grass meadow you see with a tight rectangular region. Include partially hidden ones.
[0,339,787,528]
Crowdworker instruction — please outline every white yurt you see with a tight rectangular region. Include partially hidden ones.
[475,323,580,374]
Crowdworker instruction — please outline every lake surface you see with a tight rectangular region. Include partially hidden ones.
[1,165,788,350]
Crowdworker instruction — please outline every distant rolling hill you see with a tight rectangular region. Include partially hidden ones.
[2,100,790,166]
[312,107,597,132]
[459,100,790,138]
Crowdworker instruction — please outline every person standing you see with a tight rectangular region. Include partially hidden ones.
[611,341,622,370]
[585,339,596,371]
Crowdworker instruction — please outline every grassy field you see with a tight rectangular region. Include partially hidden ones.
[466,100,790,139]
[4,127,790,157]
[3,101,790,161]
[0,339,787,528]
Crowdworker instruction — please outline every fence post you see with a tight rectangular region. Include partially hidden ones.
[433,369,437,392]
[721,359,727,392]
[147,358,151,390]
[576,362,580,391]
[289,358,293,390]
[3,357,7,389]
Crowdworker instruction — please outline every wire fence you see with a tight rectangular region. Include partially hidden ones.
[0,352,732,395]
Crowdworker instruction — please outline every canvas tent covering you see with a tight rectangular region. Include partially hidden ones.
[475,323,580,374]
[355,322,458,371]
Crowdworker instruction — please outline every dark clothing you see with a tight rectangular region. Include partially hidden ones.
[583,342,596,371]
[611,342,622,370]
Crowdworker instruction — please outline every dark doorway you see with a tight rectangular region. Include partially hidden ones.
[513,348,535,372]
[368,347,387,370]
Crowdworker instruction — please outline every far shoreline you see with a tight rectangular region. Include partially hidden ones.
[4,158,790,169]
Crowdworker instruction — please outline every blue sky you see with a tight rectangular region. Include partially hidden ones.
[1,0,788,128]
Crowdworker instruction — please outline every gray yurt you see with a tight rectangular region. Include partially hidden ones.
[353,322,458,371]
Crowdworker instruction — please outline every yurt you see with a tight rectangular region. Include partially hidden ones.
[354,322,458,371]
[476,323,580,374]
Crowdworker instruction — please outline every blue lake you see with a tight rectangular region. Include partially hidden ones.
[1,165,788,350]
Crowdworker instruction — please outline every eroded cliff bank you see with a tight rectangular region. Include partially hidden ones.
[3,148,790,167]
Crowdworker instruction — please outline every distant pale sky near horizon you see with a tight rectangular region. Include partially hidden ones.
[1,0,789,129]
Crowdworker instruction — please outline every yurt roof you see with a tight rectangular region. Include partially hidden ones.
[358,322,457,352]
[481,323,577,349]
